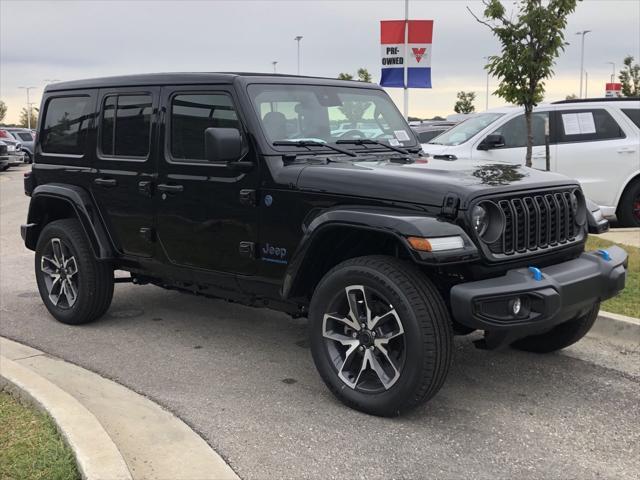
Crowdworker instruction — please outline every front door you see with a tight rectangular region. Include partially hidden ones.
[472,111,554,171]
[92,88,159,258]
[155,86,259,275]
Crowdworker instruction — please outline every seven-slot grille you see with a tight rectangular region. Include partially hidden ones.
[487,190,580,255]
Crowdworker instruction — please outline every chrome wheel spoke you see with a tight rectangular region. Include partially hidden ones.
[345,285,372,327]
[337,343,362,388]
[51,238,65,265]
[64,256,78,277]
[49,276,63,306]
[62,279,78,307]
[370,307,401,332]
[41,255,60,277]
[323,313,361,335]
[371,344,401,389]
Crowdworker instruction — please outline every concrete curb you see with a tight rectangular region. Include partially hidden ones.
[0,356,133,480]
[589,311,640,348]
[0,337,240,480]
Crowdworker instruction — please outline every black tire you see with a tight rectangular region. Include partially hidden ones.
[25,152,33,164]
[617,178,640,227]
[35,219,114,325]
[511,303,599,353]
[309,255,452,417]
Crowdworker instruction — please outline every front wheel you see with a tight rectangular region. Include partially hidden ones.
[309,256,452,416]
[35,219,114,325]
[617,179,640,227]
[511,303,599,353]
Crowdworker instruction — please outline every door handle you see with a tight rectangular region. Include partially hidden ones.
[157,183,184,193]
[617,148,636,153]
[94,178,117,187]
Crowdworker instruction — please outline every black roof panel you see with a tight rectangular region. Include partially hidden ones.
[45,72,380,92]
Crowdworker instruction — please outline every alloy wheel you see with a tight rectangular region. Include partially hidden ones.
[322,285,406,393]
[40,238,79,309]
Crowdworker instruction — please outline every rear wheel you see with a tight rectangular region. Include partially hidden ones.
[617,178,640,227]
[35,219,114,325]
[309,256,452,416]
[511,303,599,353]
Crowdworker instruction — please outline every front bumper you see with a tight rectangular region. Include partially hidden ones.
[8,153,25,165]
[450,246,627,337]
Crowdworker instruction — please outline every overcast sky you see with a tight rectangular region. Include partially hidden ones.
[1,0,639,123]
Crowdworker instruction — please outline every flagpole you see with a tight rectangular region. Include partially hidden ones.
[403,0,409,119]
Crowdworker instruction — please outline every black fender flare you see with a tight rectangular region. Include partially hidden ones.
[22,183,114,259]
[281,205,479,299]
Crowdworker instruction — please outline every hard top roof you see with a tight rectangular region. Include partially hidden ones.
[45,72,383,92]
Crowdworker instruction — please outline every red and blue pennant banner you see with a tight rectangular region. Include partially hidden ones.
[380,20,433,88]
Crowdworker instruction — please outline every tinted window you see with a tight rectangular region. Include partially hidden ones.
[622,108,640,129]
[556,109,625,143]
[41,96,90,154]
[489,112,548,148]
[16,132,33,141]
[417,129,446,143]
[100,94,152,157]
[170,93,239,161]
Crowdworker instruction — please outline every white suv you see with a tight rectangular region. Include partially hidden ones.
[421,98,640,226]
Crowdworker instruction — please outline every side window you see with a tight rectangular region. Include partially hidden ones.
[490,112,548,148]
[556,109,625,143]
[100,94,152,158]
[170,93,239,162]
[41,96,90,155]
[621,108,640,129]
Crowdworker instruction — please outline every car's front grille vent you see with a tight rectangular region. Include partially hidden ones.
[487,190,580,256]
[0,144,7,155]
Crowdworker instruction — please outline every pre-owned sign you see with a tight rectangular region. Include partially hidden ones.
[380,20,433,88]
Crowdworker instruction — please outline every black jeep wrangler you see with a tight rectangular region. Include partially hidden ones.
[22,73,627,416]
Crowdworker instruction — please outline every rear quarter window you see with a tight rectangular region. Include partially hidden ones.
[41,96,91,155]
[621,108,640,129]
[554,108,625,143]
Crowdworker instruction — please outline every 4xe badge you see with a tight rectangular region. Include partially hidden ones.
[261,243,288,264]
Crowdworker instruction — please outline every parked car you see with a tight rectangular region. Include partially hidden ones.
[411,121,457,144]
[21,73,627,417]
[421,98,640,226]
[4,128,35,163]
[0,129,25,164]
[0,141,9,171]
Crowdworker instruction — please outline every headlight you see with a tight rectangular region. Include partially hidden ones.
[471,205,488,236]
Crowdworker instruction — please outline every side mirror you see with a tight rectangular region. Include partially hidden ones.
[477,134,505,150]
[204,127,244,163]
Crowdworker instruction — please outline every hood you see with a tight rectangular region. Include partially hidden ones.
[420,143,452,155]
[295,156,579,209]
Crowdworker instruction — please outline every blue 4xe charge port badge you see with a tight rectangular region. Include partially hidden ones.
[262,243,288,264]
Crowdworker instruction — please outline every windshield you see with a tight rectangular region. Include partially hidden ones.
[428,113,504,146]
[248,84,417,149]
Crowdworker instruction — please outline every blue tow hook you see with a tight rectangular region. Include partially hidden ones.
[596,249,611,261]
[528,266,543,281]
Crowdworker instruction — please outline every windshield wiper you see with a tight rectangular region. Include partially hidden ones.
[336,138,411,155]
[273,140,357,157]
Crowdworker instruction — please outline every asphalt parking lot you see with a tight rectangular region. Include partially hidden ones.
[1,164,639,480]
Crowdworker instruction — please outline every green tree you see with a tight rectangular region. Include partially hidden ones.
[19,107,38,129]
[565,93,578,100]
[619,55,640,97]
[454,91,477,114]
[469,0,577,167]
[337,68,373,83]
[357,68,373,83]
[0,100,7,123]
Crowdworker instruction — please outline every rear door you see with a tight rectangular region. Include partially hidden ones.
[552,107,631,209]
[154,85,260,274]
[92,88,159,258]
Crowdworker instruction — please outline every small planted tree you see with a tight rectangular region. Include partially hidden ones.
[19,107,39,129]
[469,0,577,167]
[0,100,7,123]
[454,91,477,114]
[619,55,640,97]
[337,73,354,81]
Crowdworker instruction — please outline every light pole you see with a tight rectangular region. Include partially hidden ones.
[584,71,588,98]
[18,86,37,130]
[272,61,278,73]
[576,30,591,98]
[606,62,616,83]
[482,56,490,110]
[294,36,303,75]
